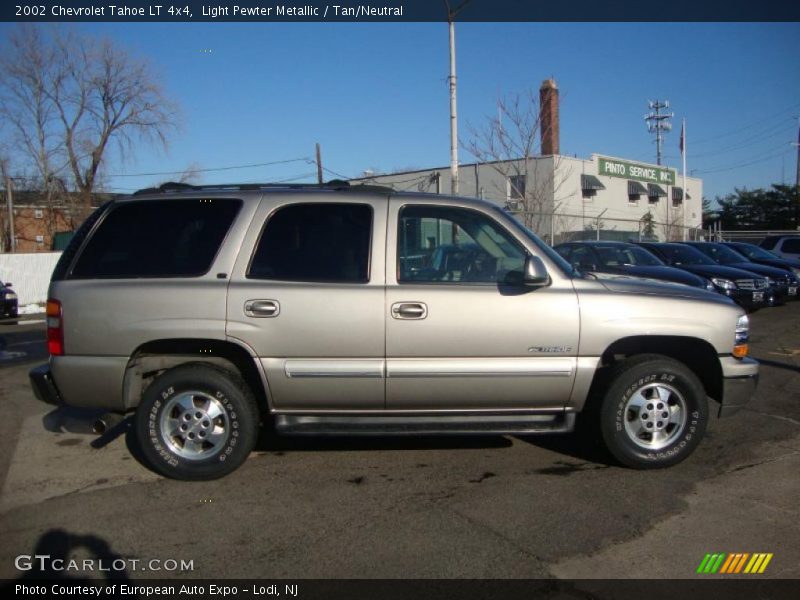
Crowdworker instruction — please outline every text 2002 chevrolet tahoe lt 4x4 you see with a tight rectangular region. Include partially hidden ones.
[30,183,758,480]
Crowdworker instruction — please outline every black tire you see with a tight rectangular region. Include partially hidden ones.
[600,354,708,469]
[135,363,260,480]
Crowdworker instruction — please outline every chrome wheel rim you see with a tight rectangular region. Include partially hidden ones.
[159,391,229,460]
[623,382,687,450]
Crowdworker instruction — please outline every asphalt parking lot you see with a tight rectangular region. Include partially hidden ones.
[0,304,798,581]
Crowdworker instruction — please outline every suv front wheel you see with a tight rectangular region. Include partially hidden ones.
[135,363,260,480]
[600,355,708,469]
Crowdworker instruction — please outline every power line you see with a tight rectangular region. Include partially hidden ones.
[690,121,794,159]
[692,102,800,145]
[109,157,312,178]
[321,165,350,180]
[692,144,793,175]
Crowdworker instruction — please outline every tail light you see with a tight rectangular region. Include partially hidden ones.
[46,299,64,356]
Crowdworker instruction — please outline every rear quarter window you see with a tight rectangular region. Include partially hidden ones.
[69,198,241,279]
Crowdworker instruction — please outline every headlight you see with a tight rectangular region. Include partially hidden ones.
[705,279,716,292]
[734,314,749,358]
[765,277,775,286]
[791,267,800,277]
[711,277,737,290]
[5,292,16,300]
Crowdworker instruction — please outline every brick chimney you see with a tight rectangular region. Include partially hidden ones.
[539,78,560,156]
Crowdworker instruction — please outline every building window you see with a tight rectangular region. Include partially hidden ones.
[672,187,684,207]
[34,209,43,219]
[628,181,648,204]
[508,175,526,200]
[581,174,605,199]
[35,235,44,244]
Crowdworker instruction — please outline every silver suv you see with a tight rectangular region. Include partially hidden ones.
[30,183,759,479]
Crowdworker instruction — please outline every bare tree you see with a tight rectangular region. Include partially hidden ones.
[464,89,571,237]
[658,202,684,241]
[0,25,179,214]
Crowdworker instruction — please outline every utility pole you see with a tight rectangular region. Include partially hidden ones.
[315,143,324,185]
[1,160,15,253]
[645,100,673,166]
[794,118,799,229]
[445,1,469,195]
[447,18,459,195]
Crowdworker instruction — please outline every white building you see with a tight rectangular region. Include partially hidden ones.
[352,79,702,244]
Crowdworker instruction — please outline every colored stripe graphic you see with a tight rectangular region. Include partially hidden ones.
[699,552,773,574]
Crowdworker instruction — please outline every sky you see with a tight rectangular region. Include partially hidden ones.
[1,21,799,202]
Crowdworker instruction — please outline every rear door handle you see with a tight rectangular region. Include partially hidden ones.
[391,302,427,320]
[244,299,280,318]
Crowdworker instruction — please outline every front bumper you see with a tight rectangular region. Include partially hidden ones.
[29,363,64,406]
[1,298,18,318]
[718,356,759,417]
[723,288,766,310]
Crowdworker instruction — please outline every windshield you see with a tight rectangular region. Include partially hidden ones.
[594,245,663,267]
[703,244,749,265]
[498,208,577,276]
[660,244,716,266]
[731,243,777,261]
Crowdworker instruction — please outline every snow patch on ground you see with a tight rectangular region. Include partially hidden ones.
[18,304,45,315]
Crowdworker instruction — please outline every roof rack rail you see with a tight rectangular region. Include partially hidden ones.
[132,180,395,195]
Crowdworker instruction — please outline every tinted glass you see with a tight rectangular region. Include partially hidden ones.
[701,244,748,265]
[781,238,800,253]
[731,243,774,260]
[498,207,575,276]
[71,199,241,279]
[595,245,662,267]
[398,205,526,284]
[659,244,715,266]
[249,203,372,283]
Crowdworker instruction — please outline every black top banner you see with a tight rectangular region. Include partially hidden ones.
[3,0,800,22]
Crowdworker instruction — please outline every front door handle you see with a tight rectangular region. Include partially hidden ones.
[244,299,280,318]
[391,302,428,320]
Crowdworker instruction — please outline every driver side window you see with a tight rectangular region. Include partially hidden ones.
[397,205,526,284]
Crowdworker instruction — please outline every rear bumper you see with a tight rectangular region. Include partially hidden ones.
[718,356,759,417]
[29,363,64,406]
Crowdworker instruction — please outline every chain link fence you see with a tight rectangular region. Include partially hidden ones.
[509,210,704,246]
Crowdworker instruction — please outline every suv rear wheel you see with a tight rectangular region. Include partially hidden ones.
[135,363,259,480]
[600,354,708,469]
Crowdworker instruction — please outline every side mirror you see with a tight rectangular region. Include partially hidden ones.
[524,256,550,286]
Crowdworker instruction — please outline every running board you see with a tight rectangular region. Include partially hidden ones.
[275,413,575,436]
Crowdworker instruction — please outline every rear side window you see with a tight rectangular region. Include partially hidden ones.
[248,203,372,283]
[70,199,241,279]
[781,238,800,253]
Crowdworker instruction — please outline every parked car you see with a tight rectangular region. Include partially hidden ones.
[636,242,769,310]
[554,241,714,291]
[1,281,18,319]
[760,235,800,261]
[680,242,797,305]
[30,182,758,479]
[722,241,800,278]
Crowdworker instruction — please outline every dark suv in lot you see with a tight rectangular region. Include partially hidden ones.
[722,241,800,281]
[553,241,713,290]
[1,281,18,319]
[681,242,797,305]
[636,242,769,310]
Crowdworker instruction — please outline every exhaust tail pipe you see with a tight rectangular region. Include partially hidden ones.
[92,413,125,435]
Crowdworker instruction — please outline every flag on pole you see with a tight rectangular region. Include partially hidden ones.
[679,120,685,155]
